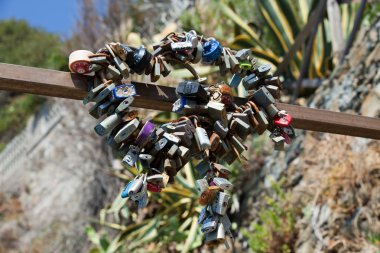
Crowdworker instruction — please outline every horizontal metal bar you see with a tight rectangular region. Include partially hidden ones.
[1,63,379,140]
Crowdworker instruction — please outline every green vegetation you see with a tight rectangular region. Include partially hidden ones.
[0,19,67,149]
[241,179,301,253]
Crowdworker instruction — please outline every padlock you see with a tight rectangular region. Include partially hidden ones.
[229,73,242,88]
[199,186,220,206]
[135,121,155,148]
[222,149,237,165]
[193,118,211,151]
[209,133,221,152]
[111,83,136,102]
[177,146,190,161]
[88,63,103,72]
[242,73,260,91]
[198,207,208,224]
[130,46,152,74]
[131,175,147,201]
[202,38,222,63]
[213,120,228,139]
[121,111,138,123]
[243,108,258,130]
[183,102,209,115]
[171,41,193,51]
[196,179,209,194]
[192,40,203,63]
[94,113,122,136]
[121,178,135,198]
[89,55,108,65]
[229,135,247,154]
[220,215,231,231]
[147,174,164,188]
[235,49,251,60]
[167,144,179,158]
[265,103,280,118]
[147,182,161,192]
[137,192,148,208]
[213,163,231,178]
[264,76,283,89]
[96,100,114,117]
[265,85,280,99]
[127,175,143,198]
[155,128,165,139]
[257,64,271,77]
[222,48,231,70]
[117,144,130,157]
[115,96,134,113]
[139,154,153,169]
[83,81,109,105]
[93,83,115,104]
[160,58,171,77]
[272,136,285,151]
[252,86,275,108]
[233,118,251,140]
[150,59,161,82]
[172,96,186,113]
[195,160,212,178]
[122,145,140,168]
[201,215,219,234]
[114,118,140,143]
[172,132,192,147]
[113,56,129,79]
[207,101,227,123]
[106,65,121,79]
[274,112,292,127]
[212,177,233,191]
[176,81,208,103]
[150,138,169,156]
[212,192,230,216]
[163,133,181,145]
[164,158,176,177]
[225,49,240,72]
[254,110,269,134]
[205,222,226,244]
[69,50,93,74]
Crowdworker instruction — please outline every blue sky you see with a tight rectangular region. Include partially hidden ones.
[0,0,79,38]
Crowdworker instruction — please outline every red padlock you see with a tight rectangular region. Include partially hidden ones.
[274,113,292,127]
[147,182,162,193]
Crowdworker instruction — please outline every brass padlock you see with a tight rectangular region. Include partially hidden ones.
[199,186,220,206]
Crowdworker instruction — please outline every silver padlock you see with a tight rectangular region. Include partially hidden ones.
[235,49,251,60]
[220,215,231,231]
[212,192,230,216]
[213,163,231,177]
[213,120,228,139]
[131,174,147,201]
[163,133,180,145]
[177,146,190,161]
[201,215,219,234]
[128,175,143,198]
[114,118,140,143]
[254,110,269,134]
[207,101,227,124]
[242,73,260,90]
[171,41,193,51]
[198,207,208,224]
[265,103,280,118]
[106,65,121,79]
[93,83,116,104]
[205,222,225,244]
[265,76,283,89]
[150,138,168,156]
[115,96,134,113]
[230,135,246,154]
[252,86,275,108]
[266,84,280,99]
[122,145,140,168]
[194,121,211,150]
[83,82,107,105]
[272,136,285,151]
[234,118,251,140]
[196,179,209,194]
[139,154,153,169]
[257,64,271,77]
[212,177,233,191]
[94,113,122,136]
[167,144,179,158]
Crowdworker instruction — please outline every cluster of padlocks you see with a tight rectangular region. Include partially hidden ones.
[69,30,295,248]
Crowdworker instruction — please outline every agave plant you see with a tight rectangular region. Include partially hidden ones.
[181,0,359,82]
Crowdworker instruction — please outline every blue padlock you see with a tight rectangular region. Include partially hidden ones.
[229,73,243,88]
[121,179,135,198]
[111,83,136,100]
[202,38,222,63]
[172,96,186,112]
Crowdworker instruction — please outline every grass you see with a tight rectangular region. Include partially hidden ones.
[0,94,45,147]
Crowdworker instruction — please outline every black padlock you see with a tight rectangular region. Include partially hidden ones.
[175,81,208,103]
[130,46,152,74]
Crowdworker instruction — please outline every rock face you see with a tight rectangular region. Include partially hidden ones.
[240,20,380,252]
[0,98,118,253]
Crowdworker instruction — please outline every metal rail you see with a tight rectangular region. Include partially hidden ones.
[0,63,379,139]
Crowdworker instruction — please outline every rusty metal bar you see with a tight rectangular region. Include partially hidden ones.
[0,63,379,139]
